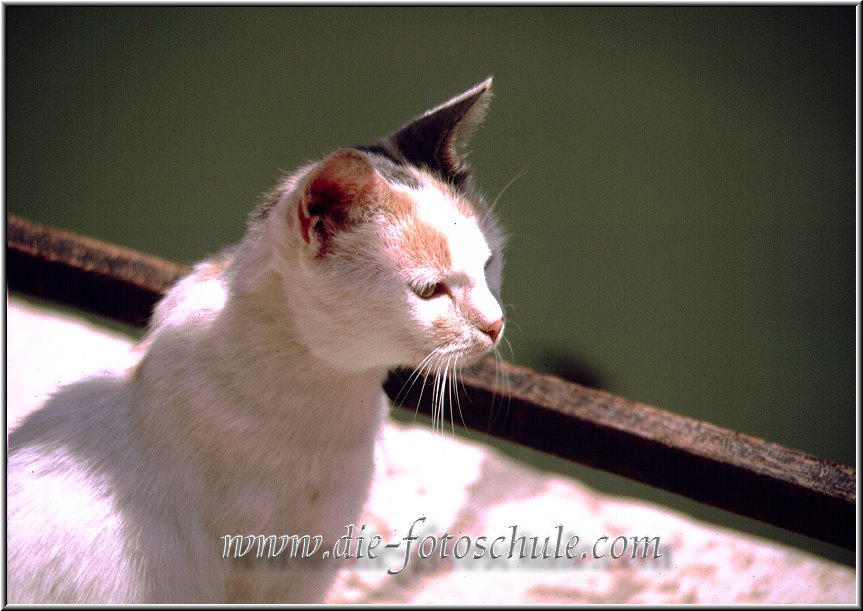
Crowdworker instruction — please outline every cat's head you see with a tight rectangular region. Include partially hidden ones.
[262,79,505,373]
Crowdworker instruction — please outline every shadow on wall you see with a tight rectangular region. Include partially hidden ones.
[535,349,608,391]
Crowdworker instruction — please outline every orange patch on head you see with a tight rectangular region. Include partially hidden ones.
[398,218,452,271]
[381,188,451,270]
[381,188,416,220]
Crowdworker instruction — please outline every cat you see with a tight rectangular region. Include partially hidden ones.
[6,78,505,603]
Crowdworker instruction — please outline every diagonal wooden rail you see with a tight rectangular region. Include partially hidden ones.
[6,214,856,551]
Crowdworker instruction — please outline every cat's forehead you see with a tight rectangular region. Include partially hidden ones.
[388,179,490,274]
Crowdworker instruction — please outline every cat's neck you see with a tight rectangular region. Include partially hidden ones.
[135,237,389,463]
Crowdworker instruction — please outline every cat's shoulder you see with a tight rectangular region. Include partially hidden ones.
[150,246,237,331]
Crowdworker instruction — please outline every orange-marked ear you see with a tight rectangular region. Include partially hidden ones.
[296,149,381,255]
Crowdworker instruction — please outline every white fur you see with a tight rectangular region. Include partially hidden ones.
[6,151,503,602]
[412,185,503,338]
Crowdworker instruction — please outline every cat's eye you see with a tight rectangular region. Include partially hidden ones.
[412,282,447,300]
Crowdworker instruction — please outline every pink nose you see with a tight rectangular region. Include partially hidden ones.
[482,319,504,343]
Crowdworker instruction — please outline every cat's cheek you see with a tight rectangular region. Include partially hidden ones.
[434,314,475,351]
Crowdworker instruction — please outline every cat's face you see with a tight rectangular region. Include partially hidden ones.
[266,79,504,374]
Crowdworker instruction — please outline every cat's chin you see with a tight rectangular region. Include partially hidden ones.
[454,348,494,369]
[401,346,490,372]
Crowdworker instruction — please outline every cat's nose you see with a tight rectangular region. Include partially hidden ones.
[482,319,504,343]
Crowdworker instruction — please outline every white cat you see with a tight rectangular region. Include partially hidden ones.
[6,79,505,603]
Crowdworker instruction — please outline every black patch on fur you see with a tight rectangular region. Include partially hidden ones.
[358,80,492,192]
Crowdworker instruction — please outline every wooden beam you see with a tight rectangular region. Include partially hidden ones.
[6,214,856,550]
[6,215,188,327]
[385,365,855,551]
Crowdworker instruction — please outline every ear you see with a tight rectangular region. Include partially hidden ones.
[296,149,381,257]
[374,77,493,187]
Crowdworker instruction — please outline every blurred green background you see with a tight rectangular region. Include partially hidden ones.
[5,7,856,563]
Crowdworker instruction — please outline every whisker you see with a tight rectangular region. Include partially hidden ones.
[487,169,525,218]
[447,355,456,436]
[406,345,510,440]
[503,302,520,314]
[500,335,516,362]
[418,353,437,427]
[430,355,440,433]
[487,341,513,433]
[429,354,440,433]
[486,153,543,218]
[432,351,447,434]
[396,349,441,422]
[490,347,504,431]
[444,355,454,435]
[500,346,513,426]
[500,311,524,339]
[496,231,542,249]
[438,355,448,435]
[391,368,423,417]
[453,363,471,439]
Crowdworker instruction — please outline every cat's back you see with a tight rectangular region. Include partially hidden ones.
[7,374,222,603]
[7,375,147,602]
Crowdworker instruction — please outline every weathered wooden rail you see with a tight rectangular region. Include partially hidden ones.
[6,214,857,551]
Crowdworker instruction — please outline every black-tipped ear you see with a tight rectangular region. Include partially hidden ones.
[368,78,493,188]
